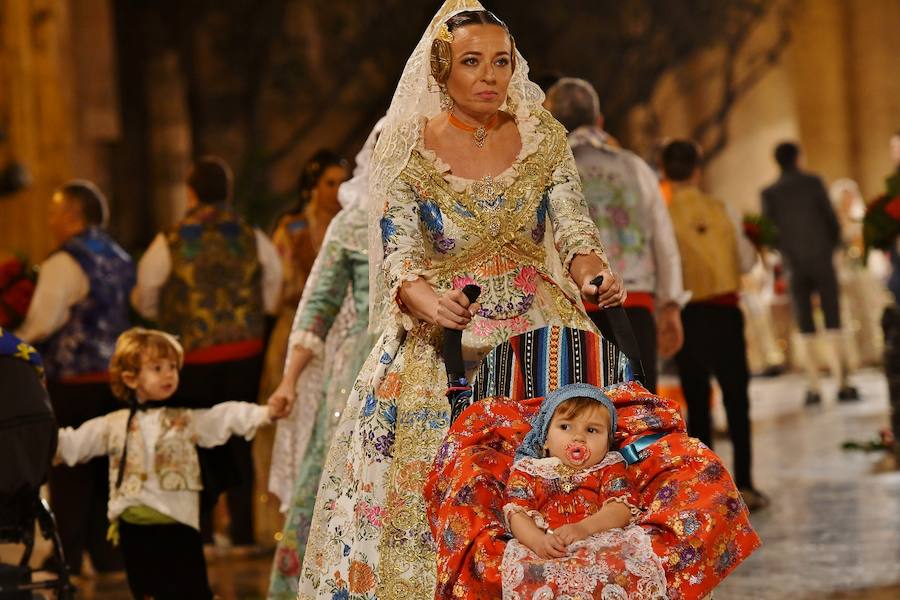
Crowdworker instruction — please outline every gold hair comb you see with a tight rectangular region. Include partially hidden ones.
[436,23,454,43]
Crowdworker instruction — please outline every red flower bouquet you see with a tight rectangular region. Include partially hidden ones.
[742,213,778,249]
[0,256,36,329]
[863,194,900,254]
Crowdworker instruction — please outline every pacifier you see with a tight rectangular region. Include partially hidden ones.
[565,442,591,465]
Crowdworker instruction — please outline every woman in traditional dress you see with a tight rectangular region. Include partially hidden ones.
[266,121,384,599]
[296,2,625,598]
[259,150,348,401]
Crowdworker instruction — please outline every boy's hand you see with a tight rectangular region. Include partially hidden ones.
[267,380,295,420]
[552,522,591,546]
[527,532,567,559]
[267,395,289,420]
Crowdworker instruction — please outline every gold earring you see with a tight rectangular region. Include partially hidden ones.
[439,86,454,112]
[506,94,518,113]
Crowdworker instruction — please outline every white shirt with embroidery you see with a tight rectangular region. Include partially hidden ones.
[56,401,271,529]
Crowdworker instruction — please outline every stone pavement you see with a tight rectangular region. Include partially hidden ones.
[715,369,900,599]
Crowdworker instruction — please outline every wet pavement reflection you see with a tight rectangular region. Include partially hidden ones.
[716,369,900,599]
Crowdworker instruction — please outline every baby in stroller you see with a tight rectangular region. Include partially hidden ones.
[54,328,286,599]
[503,383,666,599]
[426,325,760,600]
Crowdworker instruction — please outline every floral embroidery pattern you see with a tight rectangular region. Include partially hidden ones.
[268,206,378,599]
[425,383,760,600]
[297,110,606,599]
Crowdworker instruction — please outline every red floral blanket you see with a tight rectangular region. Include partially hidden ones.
[425,381,760,600]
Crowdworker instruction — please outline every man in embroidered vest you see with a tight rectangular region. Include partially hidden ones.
[132,156,282,548]
[546,78,687,392]
[16,180,133,574]
[662,140,769,512]
[761,142,859,405]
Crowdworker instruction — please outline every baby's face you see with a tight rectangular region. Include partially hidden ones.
[543,403,611,469]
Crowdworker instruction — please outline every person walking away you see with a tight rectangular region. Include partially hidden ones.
[762,142,859,404]
[663,140,769,511]
[547,78,687,392]
[259,150,347,402]
[131,156,282,549]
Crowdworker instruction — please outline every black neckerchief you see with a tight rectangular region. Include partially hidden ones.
[115,394,151,489]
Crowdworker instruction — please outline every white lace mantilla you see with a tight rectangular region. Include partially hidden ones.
[366,0,549,333]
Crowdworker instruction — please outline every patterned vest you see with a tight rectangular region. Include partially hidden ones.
[158,205,263,352]
[39,228,135,380]
[106,408,203,499]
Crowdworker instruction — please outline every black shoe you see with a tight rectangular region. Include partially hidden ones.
[739,487,771,512]
[838,386,860,402]
[760,365,786,378]
[805,390,822,405]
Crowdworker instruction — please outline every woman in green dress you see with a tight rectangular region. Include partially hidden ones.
[266,121,384,598]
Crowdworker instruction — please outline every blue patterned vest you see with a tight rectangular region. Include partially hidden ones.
[158,205,264,352]
[39,228,135,381]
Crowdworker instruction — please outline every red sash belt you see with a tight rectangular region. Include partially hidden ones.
[584,291,655,313]
[184,339,264,365]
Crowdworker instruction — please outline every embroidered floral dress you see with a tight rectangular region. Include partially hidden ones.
[501,452,667,600]
[296,110,607,600]
[267,206,377,598]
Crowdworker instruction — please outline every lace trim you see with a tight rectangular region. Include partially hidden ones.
[503,504,549,532]
[389,270,426,331]
[286,329,325,360]
[415,110,544,192]
[563,246,608,275]
[513,451,625,480]
[602,496,643,525]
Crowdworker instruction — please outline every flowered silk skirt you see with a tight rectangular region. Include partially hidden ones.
[295,324,459,599]
[425,382,761,600]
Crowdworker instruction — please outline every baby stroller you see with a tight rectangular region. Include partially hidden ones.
[0,350,74,599]
[426,305,760,600]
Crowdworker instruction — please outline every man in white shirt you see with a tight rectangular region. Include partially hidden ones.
[17,180,133,574]
[547,78,687,393]
[132,156,282,548]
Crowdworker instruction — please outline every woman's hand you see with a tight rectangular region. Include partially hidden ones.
[432,288,480,331]
[267,379,297,419]
[580,269,627,308]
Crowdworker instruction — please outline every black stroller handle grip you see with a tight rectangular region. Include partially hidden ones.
[443,284,482,385]
[589,275,647,385]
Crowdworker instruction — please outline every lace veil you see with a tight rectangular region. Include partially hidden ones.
[367,0,547,332]
[338,117,387,210]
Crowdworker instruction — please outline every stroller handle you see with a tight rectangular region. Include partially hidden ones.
[443,284,481,422]
[589,275,647,386]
